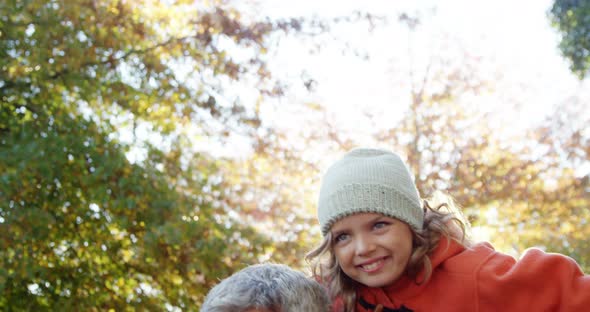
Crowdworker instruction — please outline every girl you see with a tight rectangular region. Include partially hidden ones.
[307,147,590,312]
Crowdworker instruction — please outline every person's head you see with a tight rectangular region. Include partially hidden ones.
[307,148,468,310]
[200,263,330,312]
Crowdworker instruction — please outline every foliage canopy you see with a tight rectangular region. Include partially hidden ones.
[549,0,590,79]
[0,0,309,310]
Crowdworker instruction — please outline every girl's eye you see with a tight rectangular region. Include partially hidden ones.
[333,233,349,244]
[373,221,389,230]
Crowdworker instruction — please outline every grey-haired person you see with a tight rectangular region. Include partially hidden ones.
[201,263,331,312]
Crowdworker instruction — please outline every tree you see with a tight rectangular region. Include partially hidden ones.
[0,0,313,138]
[518,97,590,270]
[0,108,277,310]
[216,132,325,266]
[548,0,590,79]
[0,0,322,309]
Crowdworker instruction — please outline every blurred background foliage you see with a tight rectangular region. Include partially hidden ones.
[549,0,590,79]
[1,0,589,310]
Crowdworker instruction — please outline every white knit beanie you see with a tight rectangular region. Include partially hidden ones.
[318,148,423,236]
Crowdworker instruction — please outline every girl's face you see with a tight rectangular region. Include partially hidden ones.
[330,212,413,288]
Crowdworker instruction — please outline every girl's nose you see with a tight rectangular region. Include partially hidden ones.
[355,234,376,256]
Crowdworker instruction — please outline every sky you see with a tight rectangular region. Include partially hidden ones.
[129,0,589,168]
[248,0,587,147]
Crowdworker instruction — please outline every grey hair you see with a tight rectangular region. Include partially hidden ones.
[200,263,330,312]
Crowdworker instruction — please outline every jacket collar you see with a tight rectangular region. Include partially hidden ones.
[358,237,465,304]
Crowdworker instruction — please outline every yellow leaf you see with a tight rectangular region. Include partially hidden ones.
[171,274,183,285]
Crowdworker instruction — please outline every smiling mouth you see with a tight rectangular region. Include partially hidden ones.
[358,258,386,272]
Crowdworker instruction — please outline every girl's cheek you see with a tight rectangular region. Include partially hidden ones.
[335,244,353,258]
[333,246,346,259]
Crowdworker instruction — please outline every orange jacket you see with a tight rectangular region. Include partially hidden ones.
[354,238,590,312]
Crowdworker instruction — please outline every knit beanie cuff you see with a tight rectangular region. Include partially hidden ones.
[319,183,423,235]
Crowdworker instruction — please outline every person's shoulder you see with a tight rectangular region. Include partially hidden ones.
[477,245,587,280]
[437,240,498,273]
[519,247,585,274]
[468,241,496,254]
[474,245,590,310]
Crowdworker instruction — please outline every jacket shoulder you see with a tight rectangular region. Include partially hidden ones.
[440,241,498,274]
[476,246,590,310]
